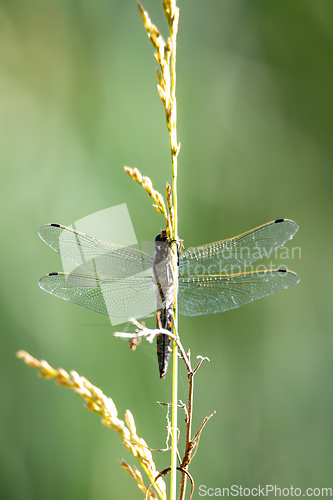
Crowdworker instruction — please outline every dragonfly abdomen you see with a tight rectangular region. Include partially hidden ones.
[156,307,173,379]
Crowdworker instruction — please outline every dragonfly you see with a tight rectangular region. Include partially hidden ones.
[38,218,299,378]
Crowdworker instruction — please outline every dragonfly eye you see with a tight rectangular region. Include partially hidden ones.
[155,231,168,243]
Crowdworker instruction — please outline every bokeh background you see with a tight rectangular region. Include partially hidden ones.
[1,0,333,498]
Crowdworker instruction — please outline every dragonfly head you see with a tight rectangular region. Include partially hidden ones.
[155,230,168,245]
[155,231,184,254]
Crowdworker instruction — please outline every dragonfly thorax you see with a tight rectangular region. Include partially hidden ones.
[153,232,175,301]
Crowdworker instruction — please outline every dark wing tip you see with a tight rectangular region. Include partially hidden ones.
[277,268,300,285]
[48,272,59,276]
[274,218,299,238]
[38,223,61,239]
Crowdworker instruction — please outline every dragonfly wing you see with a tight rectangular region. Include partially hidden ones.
[39,272,157,319]
[39,223,153,277]
[179,219,298,275]
[178,269,299,316]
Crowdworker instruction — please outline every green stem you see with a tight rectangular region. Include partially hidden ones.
[170,324,178,500]
[170,3,179,499]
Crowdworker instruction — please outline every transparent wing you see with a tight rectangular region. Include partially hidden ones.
[39,272,157,319]
[38,223,153,277]
[178,269,299,316]
[179,219,298,275]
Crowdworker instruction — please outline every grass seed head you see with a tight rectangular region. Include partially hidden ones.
[125,409,137,435]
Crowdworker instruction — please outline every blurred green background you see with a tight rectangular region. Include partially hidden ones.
[1,0,332,498]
